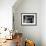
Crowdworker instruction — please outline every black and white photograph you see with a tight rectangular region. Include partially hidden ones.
[21,13,37,26]
[23,15,34,23]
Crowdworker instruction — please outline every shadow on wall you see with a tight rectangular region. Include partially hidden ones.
[12,0,24,32]
[12,0,24,10]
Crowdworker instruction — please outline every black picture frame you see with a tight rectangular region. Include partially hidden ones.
[21,13,37,26]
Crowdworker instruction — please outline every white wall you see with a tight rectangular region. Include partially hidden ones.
[41,0,46,46]
[0,0,16,29]
[13,0,46,46]
[13,0,41,46]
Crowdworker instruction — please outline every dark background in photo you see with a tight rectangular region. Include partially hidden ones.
[23,15,34,23]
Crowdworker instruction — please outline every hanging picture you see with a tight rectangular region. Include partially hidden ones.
[21,13,37,26]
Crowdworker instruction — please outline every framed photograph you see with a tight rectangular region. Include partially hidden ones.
[21,13,37,26]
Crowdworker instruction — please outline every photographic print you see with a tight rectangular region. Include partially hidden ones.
[21,13,37,26]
